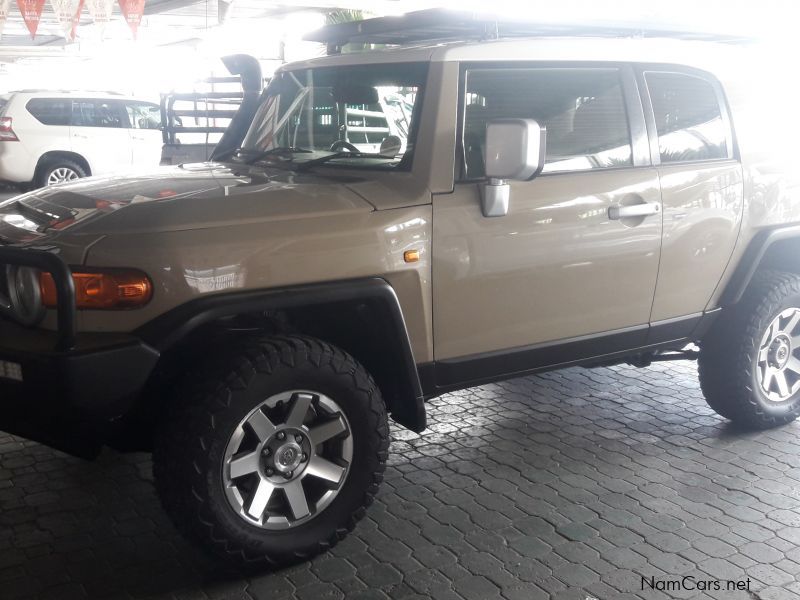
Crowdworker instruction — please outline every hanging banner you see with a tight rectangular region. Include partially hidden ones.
[86,0,113,29]
[0,0,12,40]
[50,0,84,41]
[118,0,144,38]
[17,0,47,38]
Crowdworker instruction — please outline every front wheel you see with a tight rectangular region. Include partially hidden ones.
[699,270,800,429]
[153,335,389,568]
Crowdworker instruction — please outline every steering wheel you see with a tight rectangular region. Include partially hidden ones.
[329,140,360,153]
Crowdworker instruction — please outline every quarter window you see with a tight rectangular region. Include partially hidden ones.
[26,99,71,126]
[645,72,728,163]
[463,68,632,178]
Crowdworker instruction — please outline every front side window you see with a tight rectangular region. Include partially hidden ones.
[26,99,71,126]
[463,68,632,179]
[125,103,161,130]
[645,72,728,163]
[239,62,427,170]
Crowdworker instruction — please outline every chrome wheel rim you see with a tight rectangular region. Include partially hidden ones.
[47,167,79,185]
[757,308,800,403]
[222,390,352,530]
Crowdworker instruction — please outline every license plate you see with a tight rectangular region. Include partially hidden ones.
[0,360,23,382]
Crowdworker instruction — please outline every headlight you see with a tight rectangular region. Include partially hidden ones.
[40,269,153,310]
[0,265,45,326]
[0,266,152,322]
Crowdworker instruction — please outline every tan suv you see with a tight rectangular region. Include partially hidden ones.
[1,10,799,568]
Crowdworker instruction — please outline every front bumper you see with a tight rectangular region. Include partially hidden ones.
[0,319,159,414]
[0,247,159,456]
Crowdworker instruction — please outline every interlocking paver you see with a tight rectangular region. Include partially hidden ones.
[741,541,784,564]
[747,563,795,587]
[692,537,737,559]
[2,361,800,598]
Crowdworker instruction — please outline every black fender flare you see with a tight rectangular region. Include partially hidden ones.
[720,224,800,307]
[135,277,426,432]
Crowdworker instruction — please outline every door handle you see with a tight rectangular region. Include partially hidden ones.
[608,202,661,220]
[72,133,88,139]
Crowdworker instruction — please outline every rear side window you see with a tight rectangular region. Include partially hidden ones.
[645,72,729,163]
[26,98,71,126]
[72,100,124,128]
[463,68,632,178]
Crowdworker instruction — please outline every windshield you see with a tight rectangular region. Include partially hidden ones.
[239,62,428,170]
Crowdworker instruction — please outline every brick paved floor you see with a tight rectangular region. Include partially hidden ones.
[2,360,800,600]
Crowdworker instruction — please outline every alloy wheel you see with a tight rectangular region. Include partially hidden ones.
[757,308,800,402]
[222,390,353,530]
[47,167,80,185]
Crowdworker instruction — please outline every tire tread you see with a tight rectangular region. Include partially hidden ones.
[699,270,800,428]
[153,334,389,568]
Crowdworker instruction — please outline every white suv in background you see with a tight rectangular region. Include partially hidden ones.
[0,91,163,188]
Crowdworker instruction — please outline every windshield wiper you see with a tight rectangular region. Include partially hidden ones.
[237,146,313,165]
[296,151,395,172]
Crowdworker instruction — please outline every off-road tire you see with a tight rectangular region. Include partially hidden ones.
[699,270,800,428]
[35,158,87,188]
[153,335,389,568]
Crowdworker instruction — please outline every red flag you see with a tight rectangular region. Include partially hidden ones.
[118,0,144,38]
[70,0,84,39]
[17,0,46,38]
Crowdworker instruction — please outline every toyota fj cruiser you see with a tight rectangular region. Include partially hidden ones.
[1,10,799,568]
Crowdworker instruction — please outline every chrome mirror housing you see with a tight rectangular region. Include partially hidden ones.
[481,119,546,217]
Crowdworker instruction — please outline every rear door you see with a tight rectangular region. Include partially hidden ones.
[70,98,132,175]
[639,68,744,322]
[122,101,163,168]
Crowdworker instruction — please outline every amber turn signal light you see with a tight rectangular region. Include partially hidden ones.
[404,249,421,263]
[40,270,153,310]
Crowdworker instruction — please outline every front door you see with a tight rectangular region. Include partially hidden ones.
[123,101,164,168]
[432,65,662,386]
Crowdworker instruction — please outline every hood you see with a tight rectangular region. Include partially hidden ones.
[0,162,374,243]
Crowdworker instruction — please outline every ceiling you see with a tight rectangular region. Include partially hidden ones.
[0,0,407,60]
[1,0,794,94]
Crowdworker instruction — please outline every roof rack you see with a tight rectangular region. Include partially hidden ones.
[305,8,753,55]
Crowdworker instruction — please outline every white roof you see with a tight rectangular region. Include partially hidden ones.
[282,36,748,74]
[2,90,151,102]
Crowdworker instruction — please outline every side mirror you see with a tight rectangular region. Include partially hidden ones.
[481,119,546,217]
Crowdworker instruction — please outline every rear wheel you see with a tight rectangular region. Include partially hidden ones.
[153,335,389,568]
[699,270,800,428]
[35,158,87,188]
